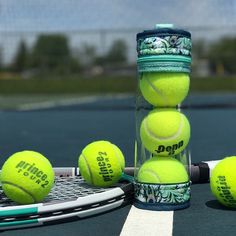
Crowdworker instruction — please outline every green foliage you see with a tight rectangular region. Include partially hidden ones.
[95,39,128,65]
[208,37,236,74]
[8,35,129,76]
[190,76,236,92]
[31,34,69,67]
[78,43,97,66]
[192,39,207,58]
[0,47,3,70]
[30,34,81,74]
[12,41,29,72]
[106,39,128,63]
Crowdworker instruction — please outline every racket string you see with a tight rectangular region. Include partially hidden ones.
[0,176,111,206]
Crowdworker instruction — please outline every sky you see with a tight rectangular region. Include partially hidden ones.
[0,0,236,64]
[1,0,236,31]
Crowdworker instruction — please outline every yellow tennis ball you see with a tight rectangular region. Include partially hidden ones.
[78,140,125,187]
[140,108,190,156]
[210,156,236,208]
[1,151,55,204]
[139,72,190,107]
[137,156,189,184]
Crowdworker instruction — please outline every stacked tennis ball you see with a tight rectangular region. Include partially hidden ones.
[136,24,192,184]
[138,109,190,184]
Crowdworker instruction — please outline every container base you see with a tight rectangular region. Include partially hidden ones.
[134,199,190,211]
[134,181,191,211]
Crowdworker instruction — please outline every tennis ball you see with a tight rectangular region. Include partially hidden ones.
[210,156,236,208]
[140,108,190,156]
[1,151,54,204]
[137,156,189,184]
[78,140,125,187]
[139,72,189,107]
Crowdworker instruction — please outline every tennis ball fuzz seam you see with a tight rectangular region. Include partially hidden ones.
[111,145,124,172]
[1,181,36,203]
[145,75,169,106]
[140,109,190,156]
[137,156,189,184]
[78,141,125,187]
[80,153,94,185]
[138,169,161,182]
[143,114,184,141]
[143,113,185,155]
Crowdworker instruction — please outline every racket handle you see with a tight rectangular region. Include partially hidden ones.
[190,162,211,184]
[124,167,135,176]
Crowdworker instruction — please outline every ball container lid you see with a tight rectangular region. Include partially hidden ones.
[136,24,192,73]
[137,24,191,39]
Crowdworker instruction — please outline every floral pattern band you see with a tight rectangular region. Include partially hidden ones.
[137,36,192,57]
[134,181,191,210]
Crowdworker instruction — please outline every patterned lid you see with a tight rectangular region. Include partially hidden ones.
[137,24,191,39]
[136,24,192,73]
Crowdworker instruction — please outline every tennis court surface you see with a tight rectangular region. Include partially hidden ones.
[0,93,236,236]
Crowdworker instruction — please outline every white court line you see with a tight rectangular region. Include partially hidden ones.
[203,160,219,177]
[17,94,133,111]
[120,206,173,236]
[17,96,98,111]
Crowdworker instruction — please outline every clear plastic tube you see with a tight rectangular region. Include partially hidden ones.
[134,24,192,211]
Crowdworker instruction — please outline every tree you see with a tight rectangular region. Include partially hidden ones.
[192,39,207,59]
[12,40,29,72]
[79,43,97,66]
[106,39,127,64]
[208,37,236,74]
[95,39,128,65]
[0,46,3,71]
[31,34,80,74]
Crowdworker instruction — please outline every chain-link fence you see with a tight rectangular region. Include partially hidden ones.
[0,0,236,78]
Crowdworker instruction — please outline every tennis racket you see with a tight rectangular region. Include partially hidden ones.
[0,160,219,230]
[0,167,134,230]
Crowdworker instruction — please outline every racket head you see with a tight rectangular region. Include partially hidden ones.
[0,167,134,219]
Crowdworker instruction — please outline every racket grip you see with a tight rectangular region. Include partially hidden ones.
[124,167,135,176]
[190,162,210,184]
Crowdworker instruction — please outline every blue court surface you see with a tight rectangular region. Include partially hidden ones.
[1,93,236,236]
